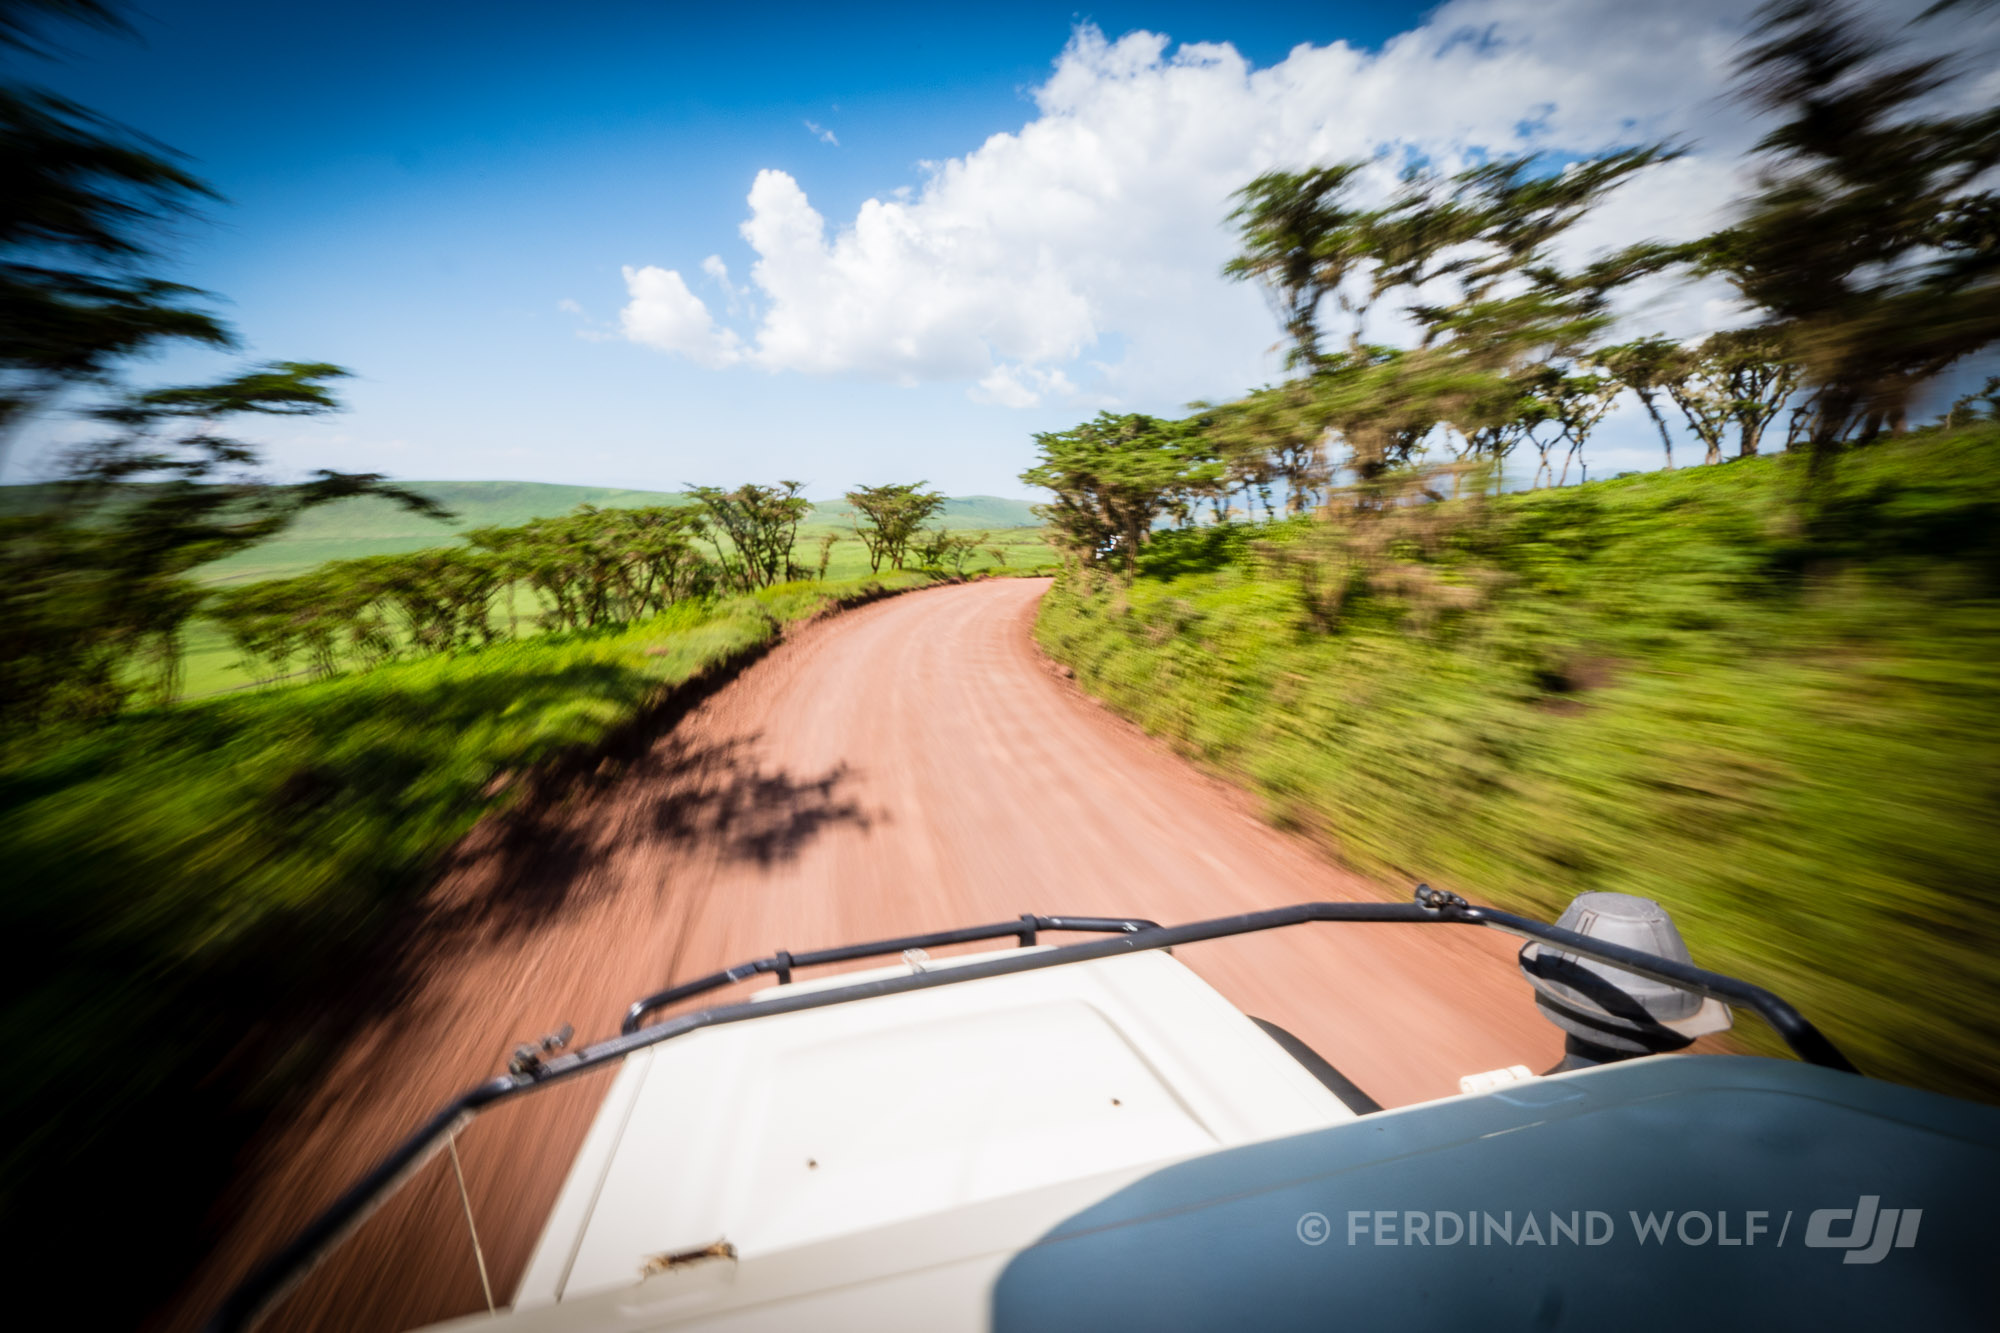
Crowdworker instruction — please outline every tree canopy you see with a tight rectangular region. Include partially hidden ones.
[845,481,946,572]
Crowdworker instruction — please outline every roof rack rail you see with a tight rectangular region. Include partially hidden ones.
[205,887,1853,1333]
[621,912,1159,1034]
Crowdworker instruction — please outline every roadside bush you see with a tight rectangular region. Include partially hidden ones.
[1036,428,2000,1103]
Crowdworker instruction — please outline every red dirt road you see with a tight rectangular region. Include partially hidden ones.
[167,577,1556,1333]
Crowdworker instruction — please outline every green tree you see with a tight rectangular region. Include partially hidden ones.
[0,2,448,725]
[1659,346,1734,467]
[812,531,840,580]
[1594,336,1687,471]
[1,364,445,724]
[1224,147,1682,497]
[1546,372,1622,487]
[1640,330,1803,467]
[686,481,810,590]
[845,481,945,571]
[1704,325,1801,458]
[0,1,232,460]
[1223,163,1374,367]
[1703,0,2000,473]
[1944,375,2000,429]
[1202,379,1335,512]
[1449,377,1554,490]
[912,525,978,575]
[1022,412,1210,577]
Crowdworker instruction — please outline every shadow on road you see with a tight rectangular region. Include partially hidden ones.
[421,730,870,943]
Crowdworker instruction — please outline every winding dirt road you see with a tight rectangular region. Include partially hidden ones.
[166,577,1555,1333]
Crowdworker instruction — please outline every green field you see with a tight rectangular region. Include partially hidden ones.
[1035,427,2000,1104]
[0,480,1051,697]
[173,527,1054,701]
[0,480,1043,586]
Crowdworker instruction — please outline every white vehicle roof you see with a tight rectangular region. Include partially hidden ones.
[436,946,1356,1330]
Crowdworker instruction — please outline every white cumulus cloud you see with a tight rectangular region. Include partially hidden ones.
[618,265,742,368]
[617,0,1795,410]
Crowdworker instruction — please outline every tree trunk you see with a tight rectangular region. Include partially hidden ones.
[1638,392,1674,471]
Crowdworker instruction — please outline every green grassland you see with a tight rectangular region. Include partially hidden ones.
[0,479,1046,697]
[0,479,1044,587]
[170,524,1052,699]
[0,568,949,1318]
[1035,427,2000,1102]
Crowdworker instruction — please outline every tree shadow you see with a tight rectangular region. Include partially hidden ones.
[435,728,871,941]
[644,734,871,869]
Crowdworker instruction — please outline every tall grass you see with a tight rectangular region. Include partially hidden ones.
[1036,428,2000,1102]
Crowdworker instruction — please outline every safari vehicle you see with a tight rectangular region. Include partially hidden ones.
[209,887,1999,1332]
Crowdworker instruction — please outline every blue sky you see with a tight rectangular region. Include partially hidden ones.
[5,0,1881,496]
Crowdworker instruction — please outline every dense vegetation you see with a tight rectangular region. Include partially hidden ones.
[1024,0,2000,1100]
[1021,3,1998,567]
[1038,426,2000,1101]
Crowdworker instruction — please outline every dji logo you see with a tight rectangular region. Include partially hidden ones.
[1803,1196,1920,1265]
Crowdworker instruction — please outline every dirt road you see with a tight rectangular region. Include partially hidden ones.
[168,577,1556,1333]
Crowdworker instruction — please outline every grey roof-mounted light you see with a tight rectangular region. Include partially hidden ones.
[1520,892,1732,1063]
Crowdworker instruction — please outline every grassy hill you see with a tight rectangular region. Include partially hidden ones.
[1035,426,2000,1105]
[0,480,1043,587]
[808,493,1042,531]
[207,481,703,584]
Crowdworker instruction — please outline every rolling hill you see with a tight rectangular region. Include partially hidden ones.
[1,480,1043,585]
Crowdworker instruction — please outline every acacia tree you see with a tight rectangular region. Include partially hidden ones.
[1704,325,1801,458]
[1944,375,2000,429]
[686,481,810,590]
[0,3,232,460]
[912,526,979,574]
[1449,378,1554,493]
[1,364,446,722]
[1202,381,1333,513]
[1021,412,1212,578]
[1702,0,2000,474]
[614,504,711,608]
[812,531,840,580]
[215,504,715,683]
[1640,330,1803,466]
[845,481,946,571]
[0,1,448,725]
[1661,353,1734,467]
[470,504,708,630]
[1594,336,1686,470]
[1224,146,1683,500]
[1546,372,1621,486]
[1224,151,1677,373]
[1223,163,1376,367]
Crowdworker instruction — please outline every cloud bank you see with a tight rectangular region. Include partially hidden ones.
[617,0,1768,409]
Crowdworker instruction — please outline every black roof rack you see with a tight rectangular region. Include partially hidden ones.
[205,885,1854,1333]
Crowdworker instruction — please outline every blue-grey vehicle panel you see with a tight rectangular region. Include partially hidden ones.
[993,1056,2000,1332]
